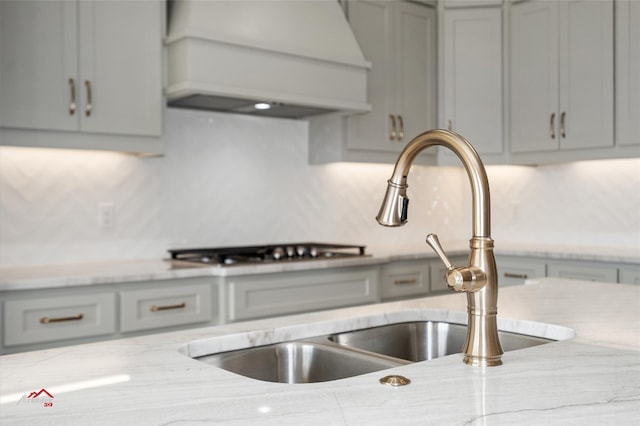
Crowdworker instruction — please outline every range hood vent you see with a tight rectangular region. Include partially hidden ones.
[165,0,371,119]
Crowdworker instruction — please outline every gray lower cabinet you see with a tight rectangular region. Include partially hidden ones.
[1,277,218,355]
[3,255,638,354]
[225,266,379,322]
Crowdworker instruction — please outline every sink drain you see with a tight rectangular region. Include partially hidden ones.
[379,375,411,387]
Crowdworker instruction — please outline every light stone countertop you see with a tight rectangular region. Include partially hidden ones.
[0,241,638,292]
[1,278,639,425]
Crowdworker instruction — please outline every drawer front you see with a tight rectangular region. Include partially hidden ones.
[228,267,379,322]
[619,267,640,285]
[547,261,618,283]
[497,257,546,286]
[381,261,430,299]
[120,283,213,333]
[3,293,115,347]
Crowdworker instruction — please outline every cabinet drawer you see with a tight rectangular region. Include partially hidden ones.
[228,267,379,322]
[120,282,213,333]
[3,292,115,347]
[618,266,640,285]
[381,261,430,300]
[497,256,546,286]
[547,260,617,283]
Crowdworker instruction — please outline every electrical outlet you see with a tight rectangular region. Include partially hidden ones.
[98,202,115,228]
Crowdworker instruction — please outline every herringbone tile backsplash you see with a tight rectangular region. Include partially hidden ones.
[0,108,638,267]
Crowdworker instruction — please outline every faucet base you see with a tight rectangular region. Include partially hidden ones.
[463,308,503,367]
[464,354,503,367]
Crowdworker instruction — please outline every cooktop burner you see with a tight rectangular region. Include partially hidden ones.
[168,243,367,266]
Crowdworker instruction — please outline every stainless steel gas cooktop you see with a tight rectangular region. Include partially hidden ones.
[168,243,367,266]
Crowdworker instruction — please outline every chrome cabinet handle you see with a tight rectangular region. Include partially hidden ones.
[560,111,566,138]
[68,78,76,115]
[504,272,528,280]
[397,115,404,141]
[549,112,556,139]
[150,302,186,312]
[84,80,93,117]
[447,119,452,131]
[40,313,84,324]
[389,114,397,141]
[393,278,417,285]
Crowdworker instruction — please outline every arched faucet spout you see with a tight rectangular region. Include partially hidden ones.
[376,129,491,238]
[376,129,503,367]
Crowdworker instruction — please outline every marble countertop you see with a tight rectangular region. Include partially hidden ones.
[1,278,639,425]
[1,241,638,292]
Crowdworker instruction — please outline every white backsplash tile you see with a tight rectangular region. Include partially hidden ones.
[0,108,638,267]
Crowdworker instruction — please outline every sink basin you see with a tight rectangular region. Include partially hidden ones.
[196,341,407,384]
[192,321,557,383]
[328,321,553,362]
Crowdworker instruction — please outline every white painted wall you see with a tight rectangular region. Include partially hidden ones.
[0,108,638,267]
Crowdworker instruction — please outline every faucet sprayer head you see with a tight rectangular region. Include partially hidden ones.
[376,180,409,226]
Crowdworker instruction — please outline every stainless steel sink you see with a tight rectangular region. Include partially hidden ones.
[193,321,556,383]
[196,341,407,384]
[328,321,553,362]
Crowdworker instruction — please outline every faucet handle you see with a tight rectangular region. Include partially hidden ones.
[426,233,487,292]
[426,234,454,270]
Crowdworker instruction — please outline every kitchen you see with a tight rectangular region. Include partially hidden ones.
[1,0,639,424]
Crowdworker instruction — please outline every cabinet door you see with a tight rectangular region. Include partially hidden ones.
[615,0,640,147]
[558,0,613,150]
[443,7,502,155]
[510,0,559,153]
[78,0,162,136]
[0,1,78,131]
[346,0,396,152]
[393,1,437,143]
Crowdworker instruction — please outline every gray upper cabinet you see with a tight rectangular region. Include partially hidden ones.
[0,0,164,154]
[0,1,79,133]
[440,5,504,164]
[308,0,437,164]
[615,0,640,148]
[509,0,616,163]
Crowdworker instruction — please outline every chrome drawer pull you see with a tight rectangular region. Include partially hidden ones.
[397,115,404,141]
[503,272,528,279]
[150,302,186,312]
[560,111,566,138]
[549,112,556,139]
[40,313,84,324]
[394,278,417,285]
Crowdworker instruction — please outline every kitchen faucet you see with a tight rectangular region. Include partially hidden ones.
[377,129,503,367]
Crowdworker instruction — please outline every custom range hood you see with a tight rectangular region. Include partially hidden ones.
[165,0,371,119]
